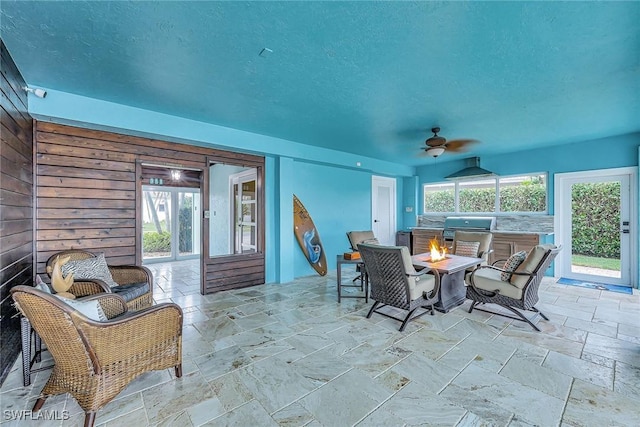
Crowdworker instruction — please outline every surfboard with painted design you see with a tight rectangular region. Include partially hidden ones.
[293,195,327,276]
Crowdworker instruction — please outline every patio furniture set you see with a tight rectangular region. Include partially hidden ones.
[12,233,559,426]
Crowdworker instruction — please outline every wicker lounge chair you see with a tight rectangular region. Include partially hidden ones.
[46,250,153,311]
[358,243,440,331]
[11,285,182,427]
[466,244,561,331]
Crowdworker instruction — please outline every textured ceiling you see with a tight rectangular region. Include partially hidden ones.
[2,1,639,166]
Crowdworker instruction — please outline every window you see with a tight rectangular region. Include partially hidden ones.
[499,174,546,213]
[424,182,454,212]
[423,173,547,214]
[459,179,496,213]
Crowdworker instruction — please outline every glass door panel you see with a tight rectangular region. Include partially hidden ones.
[561,172,632,286]
[237,178,257,253]
[177,190,201,259]
[143,186,201,262]
[142,188,173,260]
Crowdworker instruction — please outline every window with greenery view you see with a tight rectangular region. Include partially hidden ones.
[424,182,454,212]
[423,173,547,214]
[459,179,496,212]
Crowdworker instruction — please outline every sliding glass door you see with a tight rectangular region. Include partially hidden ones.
[142,186,201,262]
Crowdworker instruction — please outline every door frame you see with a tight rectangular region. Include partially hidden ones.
[371,176,397,246]
[554,167,637,287]
[202,154,265,294]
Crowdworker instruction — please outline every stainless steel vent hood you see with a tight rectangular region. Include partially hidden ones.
[445,157,495,180]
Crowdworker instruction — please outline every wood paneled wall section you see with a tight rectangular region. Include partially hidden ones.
[34,122,265,293]
[0,40,34,385]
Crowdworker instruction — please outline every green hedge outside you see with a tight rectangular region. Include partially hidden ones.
[143,231,171,252]
[424,184,546,213]
[572,182,620,258]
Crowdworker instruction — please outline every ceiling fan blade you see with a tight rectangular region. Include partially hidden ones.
[445,139,478,152]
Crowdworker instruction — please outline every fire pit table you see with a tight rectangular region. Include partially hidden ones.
[411,253,482,312]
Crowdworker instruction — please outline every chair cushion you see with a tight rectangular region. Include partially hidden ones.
[500,250,527,281]
[471,268,523,300]
[409,273,436,301]
[511,244,556,289]
[111,282,150,302]
[62,253,119,288]
[347,231,377,250]
[455,240,480,257]
[55,295,108,321]
[35,275,52,293]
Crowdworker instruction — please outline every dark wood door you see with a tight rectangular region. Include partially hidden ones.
[202,155,265,294]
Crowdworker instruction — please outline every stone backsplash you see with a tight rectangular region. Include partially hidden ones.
[416,214,554,233]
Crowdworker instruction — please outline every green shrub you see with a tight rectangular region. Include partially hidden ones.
[572,182,620,258]
[143,231,171,252]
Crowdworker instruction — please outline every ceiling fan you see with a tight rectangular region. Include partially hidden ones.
[422,127,478,157]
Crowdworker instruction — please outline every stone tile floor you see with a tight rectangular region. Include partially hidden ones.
[1,259,639,426]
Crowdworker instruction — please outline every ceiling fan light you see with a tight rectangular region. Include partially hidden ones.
[426,146,445,157]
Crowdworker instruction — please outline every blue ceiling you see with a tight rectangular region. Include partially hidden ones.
[2,1,639,166]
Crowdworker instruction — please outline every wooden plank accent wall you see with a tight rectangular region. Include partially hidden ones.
[0,40,34,386]
[34,122,265,294]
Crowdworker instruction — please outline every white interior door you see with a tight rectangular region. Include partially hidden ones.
[555,168,637,286]
[371,176,396,246]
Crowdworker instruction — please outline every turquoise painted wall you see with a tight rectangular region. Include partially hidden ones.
[291,161,373,278]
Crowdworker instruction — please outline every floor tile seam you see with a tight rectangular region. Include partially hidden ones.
[189,397,260,426]
[100,399,150,427]
[368,345,415,380]
[558,377,576,427]
[494,347,518,376]
[94,391,146,425]
[452,364,566,427]
[265,367,357,417]
[433,332,473,363]
[349,373,418,427]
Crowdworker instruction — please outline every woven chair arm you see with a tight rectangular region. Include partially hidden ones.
[69,279,111,297]
[109,265,152,286]
[80,293,128,319]
[79,303,182,371]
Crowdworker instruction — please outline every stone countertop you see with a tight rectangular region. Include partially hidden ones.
[409,227,553,235]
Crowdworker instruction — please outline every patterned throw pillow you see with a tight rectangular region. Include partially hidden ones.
[501,250,527,281]
[56,295,108,321]
[61,253,119,288]
[455,240,480,257]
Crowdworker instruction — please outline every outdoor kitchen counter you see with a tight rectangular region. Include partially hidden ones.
[410,228,554,257]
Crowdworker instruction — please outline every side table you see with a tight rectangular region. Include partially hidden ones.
[336,254,369,303]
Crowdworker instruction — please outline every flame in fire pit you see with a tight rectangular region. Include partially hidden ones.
[430,236,447,261]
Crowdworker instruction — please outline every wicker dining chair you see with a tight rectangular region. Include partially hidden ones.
[466,244,561,331]
[11,285,183,427]
[358,243,440,331]
[46,250,153,311]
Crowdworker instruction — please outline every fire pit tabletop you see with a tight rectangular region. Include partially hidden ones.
[411,253,483,274]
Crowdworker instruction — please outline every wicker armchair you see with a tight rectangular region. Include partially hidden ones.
[46,250,153,311]
[11,285,183,427]
[358,243,440,331]
[466,244,561,331]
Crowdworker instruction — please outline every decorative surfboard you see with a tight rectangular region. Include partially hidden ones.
[293,194,327,276]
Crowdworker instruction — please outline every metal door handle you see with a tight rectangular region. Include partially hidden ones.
[374,219,379,223]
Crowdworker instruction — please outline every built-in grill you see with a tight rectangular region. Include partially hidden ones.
[443,216,496,242]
